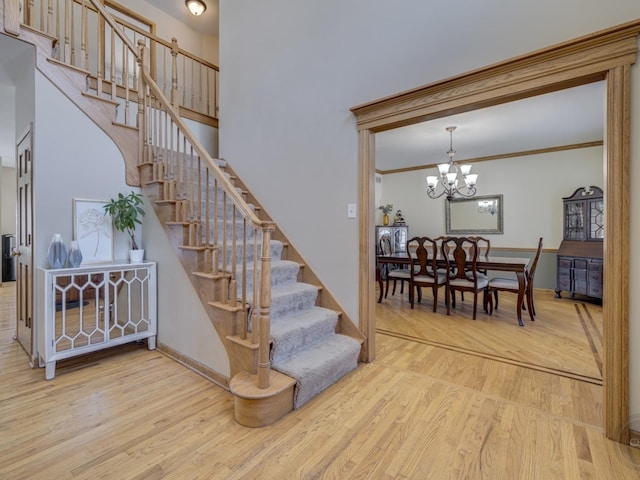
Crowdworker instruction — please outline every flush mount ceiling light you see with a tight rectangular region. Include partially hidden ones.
[425,126,478,200]
[186,0,207,16]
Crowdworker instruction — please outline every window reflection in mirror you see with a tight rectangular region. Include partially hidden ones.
[446,194,504,234]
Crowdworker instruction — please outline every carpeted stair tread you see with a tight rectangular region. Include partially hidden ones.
[271,334,361,409]
[270,307,339,364]
[218,240,284,266]
[249,283,319,320]
[238,259,300,289]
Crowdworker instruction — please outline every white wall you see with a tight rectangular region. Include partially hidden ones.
[1,167,16,235]
[184,119,219,157]
[379,147,603,249]
[219,0,640,428]
[0,85,14,166]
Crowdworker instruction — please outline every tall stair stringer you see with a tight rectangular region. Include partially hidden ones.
[2,0,366,427]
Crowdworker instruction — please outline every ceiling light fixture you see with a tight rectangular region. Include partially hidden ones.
[425,126,478,200]
[186,0,207,16]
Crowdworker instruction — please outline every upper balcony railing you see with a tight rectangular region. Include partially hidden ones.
[22,0,218,126]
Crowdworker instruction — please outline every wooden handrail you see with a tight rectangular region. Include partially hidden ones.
[141,65,262,226]
[88,0,138,57]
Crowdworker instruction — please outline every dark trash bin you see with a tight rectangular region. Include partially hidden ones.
[2,234,16,282]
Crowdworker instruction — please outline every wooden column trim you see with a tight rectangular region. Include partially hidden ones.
[603,63,631,442]
[3,0,20,36]
[359,129,375,362]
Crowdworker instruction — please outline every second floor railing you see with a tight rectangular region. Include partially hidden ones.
[22,0,218,126]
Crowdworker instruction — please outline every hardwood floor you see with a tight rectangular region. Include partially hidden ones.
[1,282,638,479]
[377,287,603,384]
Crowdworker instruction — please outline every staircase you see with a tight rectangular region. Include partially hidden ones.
[2,0,364,426]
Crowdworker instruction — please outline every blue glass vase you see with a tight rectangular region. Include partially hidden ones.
[47,234,67,269]
[67,240,83,268]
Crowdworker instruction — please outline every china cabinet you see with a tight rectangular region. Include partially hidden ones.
[375,225,409,255]
[38,261,157,379]
[555,186,603,299]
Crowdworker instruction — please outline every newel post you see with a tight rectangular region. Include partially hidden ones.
[137,39,149,165]
[256,223,274,389]
[4,0,21,35]
[170,37,179,109]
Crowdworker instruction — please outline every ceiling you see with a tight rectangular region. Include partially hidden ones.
[147,0,219,36]
[375,81,605,172]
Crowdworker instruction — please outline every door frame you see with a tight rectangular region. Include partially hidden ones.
[351,20,640,442]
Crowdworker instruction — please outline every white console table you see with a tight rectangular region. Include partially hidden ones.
[38,261,157,379]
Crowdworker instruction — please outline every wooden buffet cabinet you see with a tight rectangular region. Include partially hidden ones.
[555,186,604,299]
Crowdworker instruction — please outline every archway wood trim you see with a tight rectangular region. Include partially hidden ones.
[352,19,640,442]
[352,20,639,132]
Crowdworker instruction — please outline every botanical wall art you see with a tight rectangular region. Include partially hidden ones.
[73,199,114,264]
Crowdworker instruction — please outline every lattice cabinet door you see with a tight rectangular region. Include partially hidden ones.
[39,262,157,379]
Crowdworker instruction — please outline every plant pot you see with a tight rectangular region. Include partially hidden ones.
[129,249,144,263]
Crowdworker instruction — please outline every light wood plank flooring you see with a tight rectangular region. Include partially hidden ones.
[1,282,638,479]
[377,286,603,384]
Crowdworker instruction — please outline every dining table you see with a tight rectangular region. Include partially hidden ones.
[377,252,532,326]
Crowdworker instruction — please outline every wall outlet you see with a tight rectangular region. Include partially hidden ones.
[347,203,357,218]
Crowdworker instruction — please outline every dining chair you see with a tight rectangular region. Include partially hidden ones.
[457,236,490,302]
[406,236,447,311]
[468,236,491,276]
[379,235,411,299]
[485,237,543,319]
[442,237,489,320]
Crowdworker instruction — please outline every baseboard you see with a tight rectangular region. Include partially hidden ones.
[156,342,230,390]
[631,429,640,448]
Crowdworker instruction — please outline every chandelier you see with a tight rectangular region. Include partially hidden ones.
[425,126,478,200]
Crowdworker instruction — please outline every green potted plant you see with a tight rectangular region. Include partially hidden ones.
[103,191,146,262]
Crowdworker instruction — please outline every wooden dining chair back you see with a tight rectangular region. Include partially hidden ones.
[379,235,410,299]
[525,237,544,315]
[469,236,490,273]
[406,236,446,311]
[486,237,543,321]
[442,236,489,320]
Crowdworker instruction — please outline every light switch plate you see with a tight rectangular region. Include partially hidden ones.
[347,203,357,218]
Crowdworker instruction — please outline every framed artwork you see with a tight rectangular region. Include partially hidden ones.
[73,199,114,264]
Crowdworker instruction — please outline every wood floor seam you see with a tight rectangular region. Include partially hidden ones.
[376,328,603,385]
